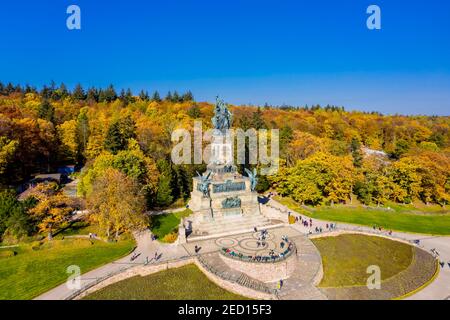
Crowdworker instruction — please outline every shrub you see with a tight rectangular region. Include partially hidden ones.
[161,231,178,243]
[31,241,43,251]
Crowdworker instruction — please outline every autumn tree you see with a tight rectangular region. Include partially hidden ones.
[0,137,18,176]
[87,168,147,238]
[271,153,355,205]
[388,158,422,204]
[57,120,78,162]
[78,139,159,207]
[27,183,75,240]
[187,105,202,119]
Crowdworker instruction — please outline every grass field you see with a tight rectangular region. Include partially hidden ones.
[312,234,414,287]
[276,196,450,235]
[53,220,101,239]
[0,238,134,300]
[150,209,192,241]
[83,264,248,300]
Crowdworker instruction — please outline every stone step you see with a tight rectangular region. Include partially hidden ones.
[198,219,270,232]
[197,214,269,227]
[197,214,268,225]
[195,218,272,235]
[187,223,285,242]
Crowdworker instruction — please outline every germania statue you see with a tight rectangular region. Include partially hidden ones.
[212,96,233,131]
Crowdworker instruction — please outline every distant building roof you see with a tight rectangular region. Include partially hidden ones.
[362,147,387,157]
[18,173,63,201]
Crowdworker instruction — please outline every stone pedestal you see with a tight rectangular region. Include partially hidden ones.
[188,154,269,237]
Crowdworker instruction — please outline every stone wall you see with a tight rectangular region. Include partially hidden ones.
[260,204,289,223]
[73,257,275,300]
[193,260,276,300]
[220,252,297,283]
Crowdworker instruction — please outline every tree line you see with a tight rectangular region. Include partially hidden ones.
[0,84,449,243]
[0,81,194,104]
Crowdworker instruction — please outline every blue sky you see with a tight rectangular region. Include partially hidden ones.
[0,0,449,115]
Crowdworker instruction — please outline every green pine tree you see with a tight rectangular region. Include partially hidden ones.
[38,100,55,123]
[350,138,363,168]
[104,122,124,154]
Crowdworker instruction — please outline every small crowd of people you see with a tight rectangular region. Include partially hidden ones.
[254,228,269,248]
[288,212,337,234]
[222,236,294,263]
[372,225,393,236]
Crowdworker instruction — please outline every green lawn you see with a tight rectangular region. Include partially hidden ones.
[0,238,134,300]
[312,234,413,287]
[276,196,450,235]
[150,209,192,241]
[53,220,101,239]
[83,264,248,300]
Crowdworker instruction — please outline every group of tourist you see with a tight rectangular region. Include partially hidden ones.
[372,225,393,236]
[88,232,98,239]
[289,212,337,234]
[222,245,294,263]
[222,232,295,263]
[431,249,450,269]
[255,228,269,248]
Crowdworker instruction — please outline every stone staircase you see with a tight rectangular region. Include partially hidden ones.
[197,252,276,296]
[192,214,275,238]
[237,273,274,294]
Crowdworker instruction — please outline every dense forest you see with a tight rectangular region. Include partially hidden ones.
[0,82,449,242]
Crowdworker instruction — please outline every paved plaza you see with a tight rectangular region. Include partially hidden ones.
[183,226,301,257]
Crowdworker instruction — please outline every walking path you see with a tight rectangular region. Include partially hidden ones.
[36,199,450,300]
[35,230,191,300]
[274,235,326,300]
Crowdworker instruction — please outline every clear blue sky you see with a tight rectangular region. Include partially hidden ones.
[1,0,449,115]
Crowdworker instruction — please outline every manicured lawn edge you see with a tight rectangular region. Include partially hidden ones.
[393,259,440,300]
[275,196,450,236]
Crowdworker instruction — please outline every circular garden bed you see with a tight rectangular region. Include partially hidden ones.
[311,234,438,300]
